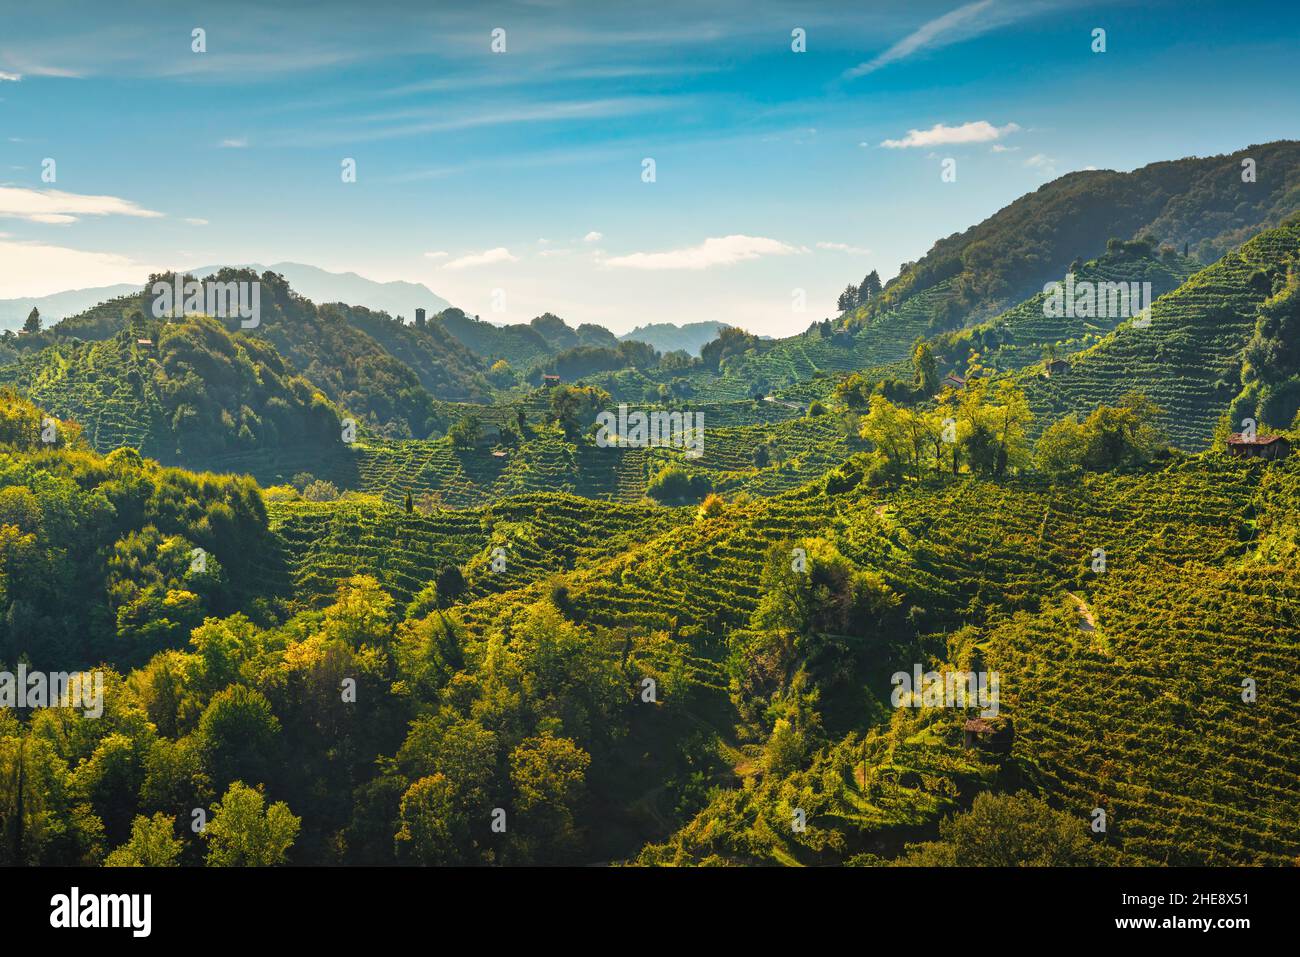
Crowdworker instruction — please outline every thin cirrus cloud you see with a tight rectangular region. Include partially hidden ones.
[295,96,681,147]
[0,186,163,224]
[0,72,20,82]
[881,120,1021,149]
[218,138,249,149]
[844,0,1036,78]
[442,247,518,270]
[583,231,604,243]
[604,235,804,271]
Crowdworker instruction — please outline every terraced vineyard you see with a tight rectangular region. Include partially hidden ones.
[0,339,167,454]
[952,252,1199,374]
[268,492,691,609]
[1017,221,1300,448]
[267,498,487,607]
[442,452,1267,643]
[987,559,1300,865]
[646,415,859,496]
[10,134,1300,876]
[349,430,643,506]
[396,451,1296,865]
[234,405,844,507]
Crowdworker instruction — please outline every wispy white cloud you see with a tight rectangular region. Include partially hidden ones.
[1025,153,1058,175]
[817,241,871,255]
[423,250,448,260]
[881,120,1020,149]
[301,97,680,147]
[219,137,248,149]
[184,217,208,226]
[583,231,603,243]
[604,235,804,271]
[443,247,518,270]
[0,186,163,224]
[0,19,356,82]
[845,0,1012,78]
[0,72,20,82]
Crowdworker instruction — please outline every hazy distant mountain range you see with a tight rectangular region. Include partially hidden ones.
[618,321,729,357]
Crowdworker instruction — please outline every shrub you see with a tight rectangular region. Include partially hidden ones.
[302,479,340,502]
[647,465,712,504]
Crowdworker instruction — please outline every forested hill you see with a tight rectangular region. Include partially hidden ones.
[241,283,490,423]
[7,269,492,440]
[1,151,1299,870]
[433,308,650,369]
[197,270,492,418]
[849,140,1300,331]
[0,315,343,462]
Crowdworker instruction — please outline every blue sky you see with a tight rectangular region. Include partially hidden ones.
[2,0,1298,335]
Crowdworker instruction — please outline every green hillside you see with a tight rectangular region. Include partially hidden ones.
[852,140,1300,329]
[434,308,628,370]
[4,307,1298,871]
[933,245,1200,375]
[0,316,341,463]
[254,437,1299,867]
[1016,218,1300,448]
[338,304,490,401]
[12,269,489,439]
[2,139,1299,874]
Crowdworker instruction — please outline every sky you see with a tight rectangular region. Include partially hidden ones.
[2,0,1299,336]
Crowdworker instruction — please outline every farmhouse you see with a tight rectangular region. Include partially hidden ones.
[542,373,561,387]
[1044,358,1070,377]
[941,373,967,390]
[963,716,1015,752]
[1226,433,1291,461]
